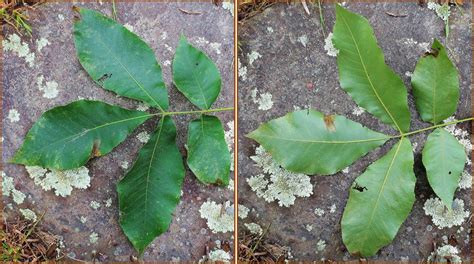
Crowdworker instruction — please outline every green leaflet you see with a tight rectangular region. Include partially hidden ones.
[73,8,169,111]
[117,116,185,255]
[412,39,460,124]
[247,110,389,175]
[172,35,221,110]
[12,100,150,170]
[422,128,466,207]
[341,138,415,257]
[187,115,230,185]
[333,5,411,133]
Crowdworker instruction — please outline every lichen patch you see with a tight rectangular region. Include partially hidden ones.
[247,146,313,207]
[3,33,35,67]
[26,166,90,197]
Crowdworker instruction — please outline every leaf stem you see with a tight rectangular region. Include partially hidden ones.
[149,107,234,117]
[317,0,326,38]
[390,117,474,138]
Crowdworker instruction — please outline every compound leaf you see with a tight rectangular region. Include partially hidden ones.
[12,100,150,170]
[412,39,460,124]
[247,110,389,175]
[173,35,221,110]
[117,116,185,255]
[187,115,230,185]
[422,128,466,207]
[73,8,169,111]
[333,5,411,132]
[341,138,415,257]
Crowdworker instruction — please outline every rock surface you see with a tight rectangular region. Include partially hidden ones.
[238,2,471,261]
[3,2,234,261]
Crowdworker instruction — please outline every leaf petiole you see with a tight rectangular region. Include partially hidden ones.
[150,107,234,117]
[386,117,474,139]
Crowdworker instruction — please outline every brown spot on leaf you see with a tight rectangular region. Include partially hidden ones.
[92,140,101,157]
[324,115,336,132]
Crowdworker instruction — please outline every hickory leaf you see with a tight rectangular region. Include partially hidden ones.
[12,100,150,170]
[341,138,416,257]
[12,7,233,256]
[117,116,185,255]
[187,115,231,185]
[248,110,389,175]
[173,35,222,110]
[422,128,466,207]
[248,4,472,258]
[73,8,169,111]
[333,4,411,133]
[412,39,460,124]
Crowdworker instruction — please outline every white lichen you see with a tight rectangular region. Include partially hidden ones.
[36,38,50,52]
[89,232,99,244]
[8,109,20,123]
[329,204,337,213]
[80,216,87,224]
[37,75,59,99]
[352,106,365,116]
[123,23,135,32]
[20,209,37,222]
[136,131,150,143]
[120,161,129,170]
[90,201,101,210]
[267,27,274,33]
[224,120,235,171]
[423,198,469,229]
[245,223,263,235]
[208,249,231,263]
[228,179,234,191]
[427,1,451,21]
[238,204,250,219]
[2,172,26,204]
[105,198,112,207]
[210,43,222,55]
[162,60,171,66]
[251,89,273,111]
[247,51,262,66]
[305,224,313,232]
[247,146,313,207]
[238,58,247,81]
[316,239,326,252]
[26,166,90,197]
[3,33,35,67]
[199,200,234,233]
[221,1,234,17]
[136,102,150,112]
[297,35,309,47]
[458,171,471,190]
[58,14,65,21]
[314,208,325,217]
[324,32,339,57]
[428,244,461,263]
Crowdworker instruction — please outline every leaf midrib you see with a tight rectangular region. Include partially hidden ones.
[25,114,149,156]
[339,11,403,133]
[142,118,165,241]
[254,134,389,144]
[364,139,404,242]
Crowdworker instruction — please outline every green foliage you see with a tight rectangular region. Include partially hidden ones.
[117,116,185,255]
[248,4,470,257]
[12,7,232,255]
[187,115,231,185]
[332,4,411,133]
[422,128,466,208]
[248,110,388,175]
[173,35,222,110]
[412,39,460,124]
[341,138,415,257]
[12,100,150,170]
[73,8,169,111]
